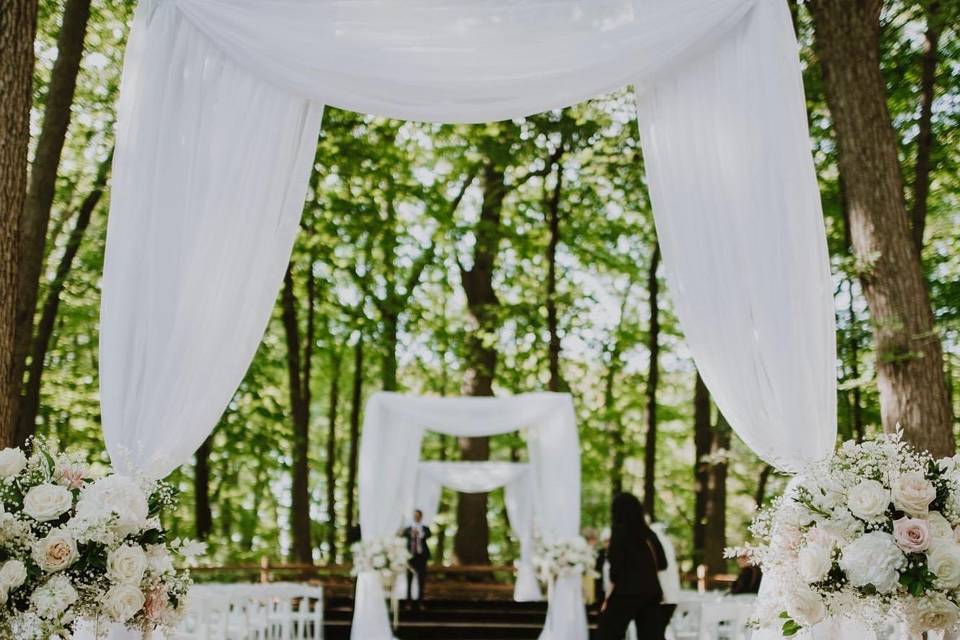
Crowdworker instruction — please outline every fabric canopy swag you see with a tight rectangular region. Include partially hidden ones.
[356,392,583,640]
[100,0,836,482]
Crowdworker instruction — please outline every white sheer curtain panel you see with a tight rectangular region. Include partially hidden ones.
[355,393,584,640]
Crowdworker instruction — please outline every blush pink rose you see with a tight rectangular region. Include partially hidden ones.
[144,587,169,621]
[893,516,932,553]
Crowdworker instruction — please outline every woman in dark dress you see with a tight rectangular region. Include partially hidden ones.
[598,493,668,640]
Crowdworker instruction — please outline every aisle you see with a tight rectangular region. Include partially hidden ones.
[324,597,600,640]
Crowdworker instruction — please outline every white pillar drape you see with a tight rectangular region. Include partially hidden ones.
[101,0,836,483]
[414,461,542,602]
[356,393,583,640]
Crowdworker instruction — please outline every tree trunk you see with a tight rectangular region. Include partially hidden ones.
[0,0,38,446]
[545,164,564,393]
[754,464,774,508]
[16,151,110,445]
[281,265,313,565]
[325,348,341,563]
[642,244,661,520]
[194,435,213,540]
[13,0,92,422]
[910,0,940,253]
[847,278,864,443]
[692,372,711,568]
[703,412,730,574]
[455,163,505,566]
[382,312,398,391]
[344,334,363,545]
[607,289,631,499]
[808,0,954,457]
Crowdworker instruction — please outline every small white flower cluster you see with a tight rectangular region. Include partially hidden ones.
[350,537,411,586]
[533,535,597,584]
[738,433,960,637]
[0,443,198,639]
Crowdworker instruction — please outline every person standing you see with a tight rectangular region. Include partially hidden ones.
[402,509,431,606]
[598,493,668,640]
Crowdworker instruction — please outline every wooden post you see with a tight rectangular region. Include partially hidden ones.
[260,555,270,583]
[696,564,707,593]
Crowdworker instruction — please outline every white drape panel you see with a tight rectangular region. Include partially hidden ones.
[355,392,582,640]
[102,0,836,477]
[413,461,543,602]
[635,0,835,470]
[100,0,323,478]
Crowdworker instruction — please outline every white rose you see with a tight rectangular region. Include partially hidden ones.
[798,544,833,583]
[22,484,73,522]
[909,595,960,633]
[785,587,826,626]
[76,475,149,535]
[928,542,960,589]
[145,545,175,575]
[32,529,78,572]
[107,544,148,584]
[928,511,954,540]
[846,479,890,521]
[891,472,937,517]
[0,448,27,478]
[0,560,27,589]
[839,531,904,593]
[103,584,145,622]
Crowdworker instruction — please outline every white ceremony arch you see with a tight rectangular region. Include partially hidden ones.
[355,392,583,640]
[98,0,837,486]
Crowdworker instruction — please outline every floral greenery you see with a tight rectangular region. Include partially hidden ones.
[0,441,201,639]
[732,433,960,636]
[350,537,411,586]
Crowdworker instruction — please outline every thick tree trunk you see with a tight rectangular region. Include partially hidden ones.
[325,348,341,563]
[194,435,213,540]
[809,0,954,457]
[344,334,363,544]
[703,413,730,574]
[16,152,110,445]
[0,0,38,446]
[455,163,505,566]
[281,265,313,565]
[642,244,661,520]
[692,372,711,568]
[545,165,564,393]
[13,0,92,421]
[910,0,940,253]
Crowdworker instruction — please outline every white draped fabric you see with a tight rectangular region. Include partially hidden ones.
[414,461,542,602]
[100,0,836,481]
[356,392,583,640]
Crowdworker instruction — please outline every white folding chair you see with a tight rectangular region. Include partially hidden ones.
[698,600,753,640]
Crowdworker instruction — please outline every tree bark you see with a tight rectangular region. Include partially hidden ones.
[16,151,111,445]
[325,348,341,564]
[544,164,564,393]
[0,0,38,446]
[455,163,506,566]
[692,372,711,568]
[13,0,92,424]
[910,0,940,253]
[808,0,954,457]
[344,334,363,545]
[703,412,730,574]
[281,265,313,565]
[754,464,774,509]
[607,288,631,500]
[642,244,661,520]
[194,435,213,540]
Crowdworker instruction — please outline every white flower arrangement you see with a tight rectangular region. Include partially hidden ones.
[732,433,960,637]
[0,442,198,639]
[351,536,411,586]
[533,535,597,584]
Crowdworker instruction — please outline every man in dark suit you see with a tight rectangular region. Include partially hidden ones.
[402,509,431,607]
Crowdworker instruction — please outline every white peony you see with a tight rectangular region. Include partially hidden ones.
[103,584,146,622]
[839,531,904,593]
[32,529,78,572]
[76,475,149,535]
[0,559,27,589]
[785,587,826,626]
[0,448,27,478]
[846,479,890,521]
[928,541,960,589]
[928,511,954,540]
[107,544,148,584]
[798,543,833,583]
[22,483,73,522]
[30,575,77,619]
[891,472,937,517]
